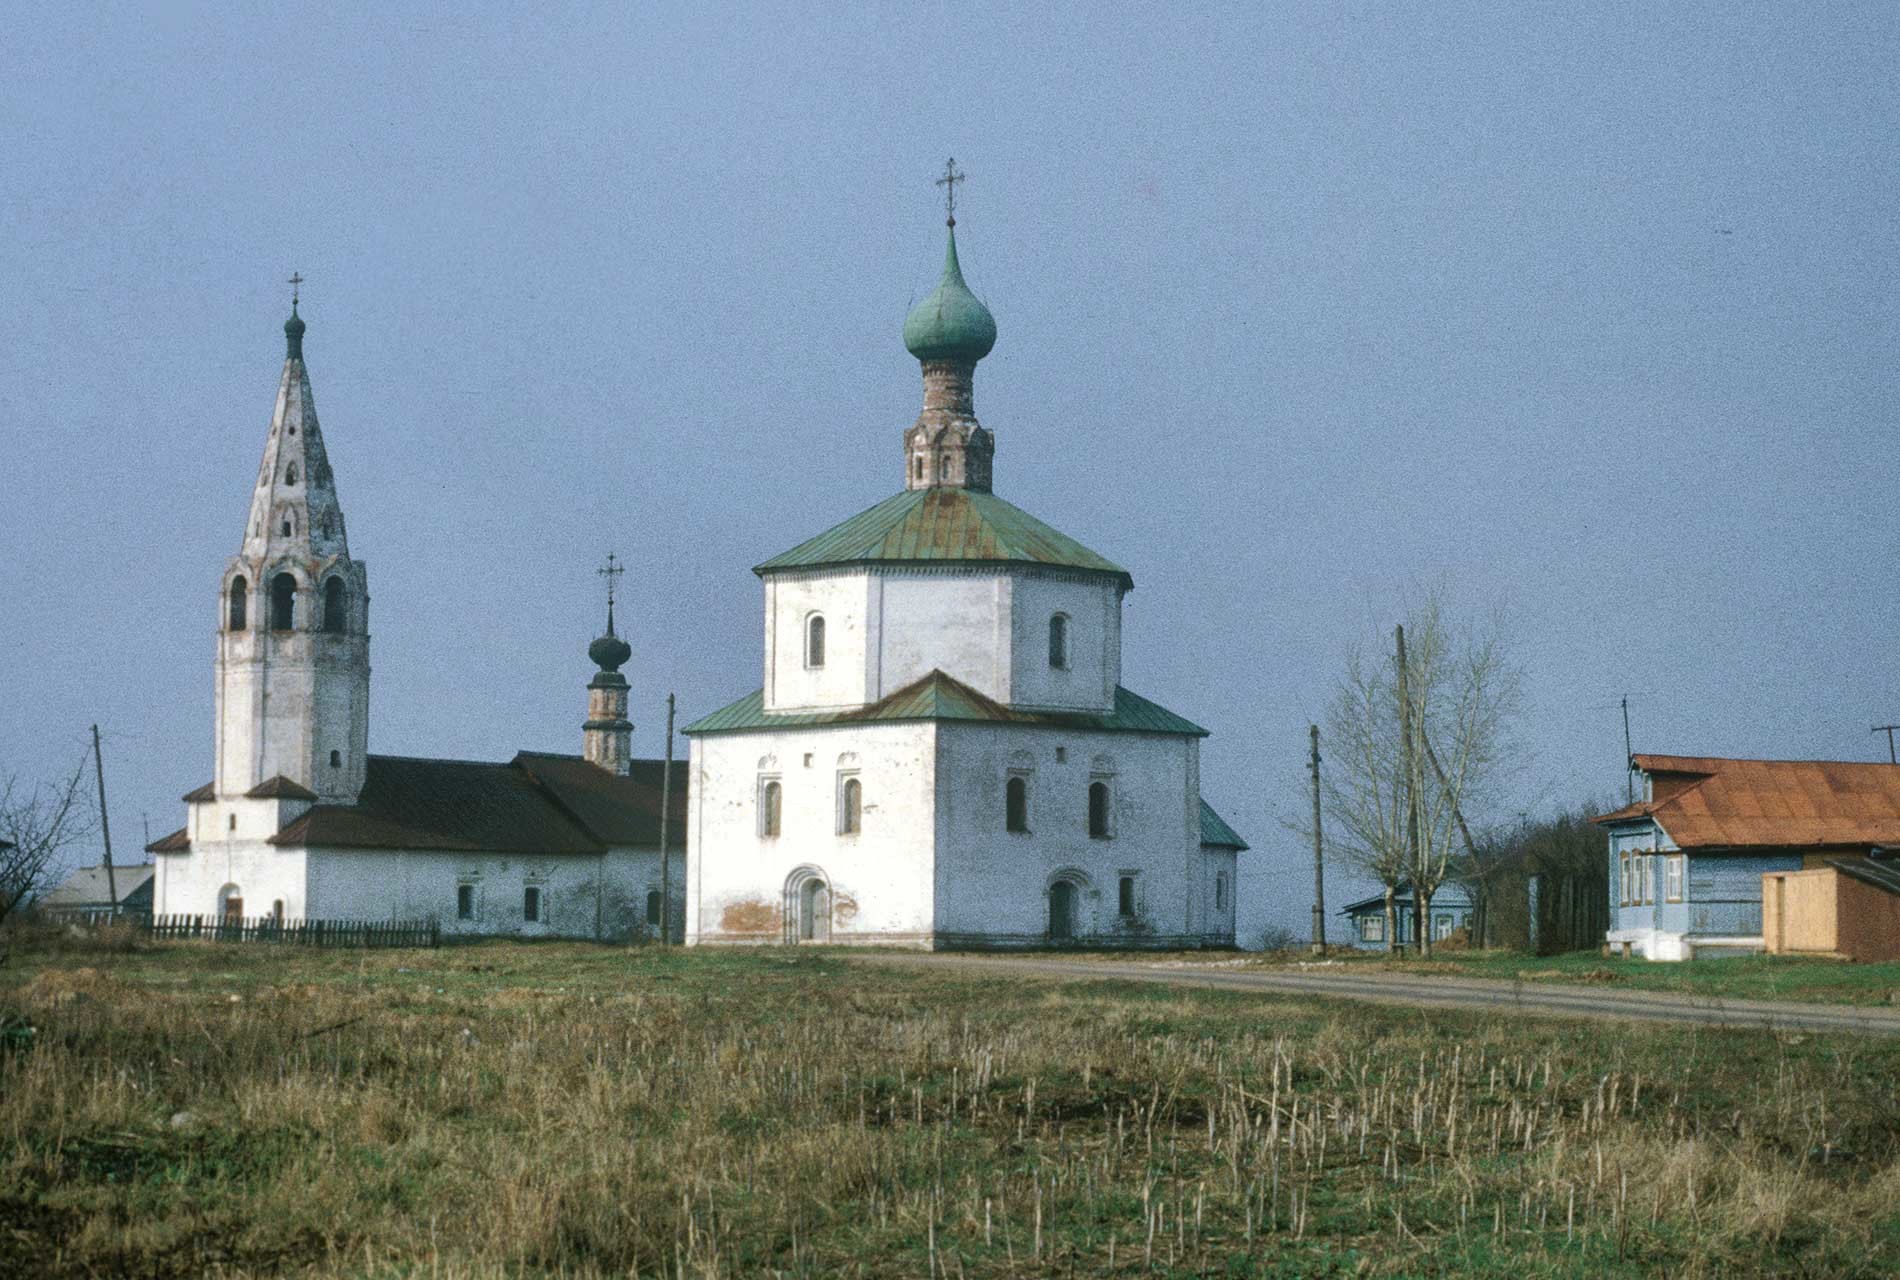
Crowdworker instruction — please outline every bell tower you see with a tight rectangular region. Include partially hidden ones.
[583,554,635,775]
[213,286,371,805]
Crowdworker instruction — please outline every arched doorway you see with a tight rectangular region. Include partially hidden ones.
[1049,880,1077,941]
[784,866,832,944]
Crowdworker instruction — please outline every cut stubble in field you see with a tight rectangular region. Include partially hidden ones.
[3,938,1898,1278]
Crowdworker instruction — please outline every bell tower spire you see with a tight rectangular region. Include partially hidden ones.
[903,159,998,492]
[584,553,635,775]
[214,287,371,805]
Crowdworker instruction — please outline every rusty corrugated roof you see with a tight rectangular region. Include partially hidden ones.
[1595,755,1900,849]
[684,669,1208,737]
[753,488,1132,588]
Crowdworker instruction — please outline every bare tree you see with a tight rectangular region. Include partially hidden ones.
[0,751,99,932]
[1315,596,1522,956]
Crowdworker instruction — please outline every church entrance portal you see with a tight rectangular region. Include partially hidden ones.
[785,867,831,944]
[1049,880,1077,941]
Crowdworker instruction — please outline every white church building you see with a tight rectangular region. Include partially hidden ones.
[147,300,685,939]
[683,210,1248,948]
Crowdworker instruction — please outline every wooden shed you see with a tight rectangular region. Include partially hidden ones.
[1762,860,1900,962]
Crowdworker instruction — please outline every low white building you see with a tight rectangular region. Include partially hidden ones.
[684,213,1246,948]
[148,302,684,939]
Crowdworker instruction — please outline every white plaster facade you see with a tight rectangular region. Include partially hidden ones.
[685,221,1242,950]
[762,567,1122,714]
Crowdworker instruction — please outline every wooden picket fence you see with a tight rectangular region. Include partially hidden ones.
[145,914,439,949]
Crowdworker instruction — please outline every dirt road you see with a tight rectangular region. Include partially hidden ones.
[849,952,1900,1036]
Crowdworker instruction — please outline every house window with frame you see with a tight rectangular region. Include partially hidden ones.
[837,774,862,835]
[1087,780,1111,838]
[456,884,474,921]
[1005,775,1029,833]
[1118,874,1136,918]
[805,614,825,668]
[759,779,783,838]
[1362,914,1385,943]
[1641,854,1655,905]
[1618,853,1630,906]
[1665,854,1685,903]
[523,885,542,923]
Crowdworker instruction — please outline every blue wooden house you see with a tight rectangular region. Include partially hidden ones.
[1596,754,1900,961]
[1338,880,1476,950]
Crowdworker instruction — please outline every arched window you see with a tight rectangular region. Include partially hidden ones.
[1048,614,1070,669]
[322,578,347,632]
[1005,776,1029,833]
[1088,781,1111,838]
[227,577,248,631]
[839,776,862,834]
[806,614,825,668]
[284,462,298,485]
[913,456,924,481]
[329,750,341,768]
[760,780,782,837]
[269,573,296,630]
[1215,872,1228,911]
[280,518,291,536]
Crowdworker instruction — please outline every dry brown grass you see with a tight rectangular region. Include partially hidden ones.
[2,940,1897,1277]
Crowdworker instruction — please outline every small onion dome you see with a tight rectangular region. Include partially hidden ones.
[284,303,306,358]
[589,630,632,673]
[903,226,996,363]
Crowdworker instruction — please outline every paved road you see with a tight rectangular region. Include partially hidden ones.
[849,952,1900,1037]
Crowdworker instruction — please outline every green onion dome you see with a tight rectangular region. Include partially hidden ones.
[284,302,306,358]
[903,227,996,363]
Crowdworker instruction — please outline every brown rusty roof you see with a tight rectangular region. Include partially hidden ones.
[1596,755,1900,849]
[270,752,687,854]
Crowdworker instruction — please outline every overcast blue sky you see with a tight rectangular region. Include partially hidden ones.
[3,2,1896,941]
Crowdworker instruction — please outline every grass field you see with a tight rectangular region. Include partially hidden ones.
[4,936,1899,1277]
[1219,947,1900,1006]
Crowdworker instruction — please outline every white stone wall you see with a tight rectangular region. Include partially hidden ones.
[1006,572,1121,713]
[931,724,1203,945]
[762,566,1124,713]
[763,572,873,711]
[307,846,673,939]
[152,799,312,920]
[686,723,938,945]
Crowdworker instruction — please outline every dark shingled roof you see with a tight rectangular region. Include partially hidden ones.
[182,782,215,803]
[1830,858,1900,898]
[684,670,1208,738]
[247,775,318,800]
[40,864,156,910]
[270,752,687,854]
[146,826,190,854]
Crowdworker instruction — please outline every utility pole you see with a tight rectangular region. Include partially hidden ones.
[1395,625,1423,955]
[91,725,117,912]
[1308,724,1326,955]
[657,693,676,945]
[1622,697,1635,803]
[1875,725,1899,765]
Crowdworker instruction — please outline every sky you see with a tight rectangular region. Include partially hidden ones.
[2,2,1896,943]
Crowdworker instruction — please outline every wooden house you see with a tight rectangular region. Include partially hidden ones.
[1596,755,1900,961]
[1338,880,1476,950]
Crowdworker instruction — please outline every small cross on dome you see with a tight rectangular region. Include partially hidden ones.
[935,158,966,227]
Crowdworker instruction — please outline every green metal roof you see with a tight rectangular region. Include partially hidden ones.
[754,487,1132,588]
[903,226,997,363]
[1198,799,1249,851]
[683,670,1208,737]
